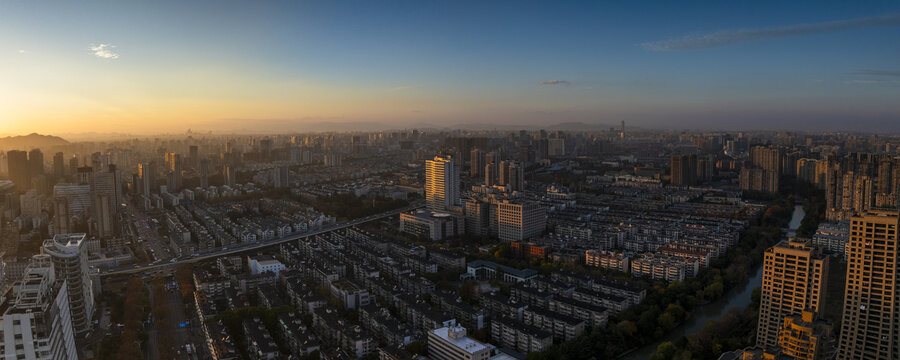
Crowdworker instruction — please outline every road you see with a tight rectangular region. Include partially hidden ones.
[126,204,176,264]
[102,203,423,277]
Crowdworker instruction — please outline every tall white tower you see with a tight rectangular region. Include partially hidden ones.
[42,233,95,336]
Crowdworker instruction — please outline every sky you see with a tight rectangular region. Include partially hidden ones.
[1,0,899,135]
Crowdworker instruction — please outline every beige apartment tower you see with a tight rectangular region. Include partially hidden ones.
[757,238,828,349]
[836,210,900,360]
[426,155,459,213]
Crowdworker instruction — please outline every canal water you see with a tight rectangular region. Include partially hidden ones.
[622,205,806,359]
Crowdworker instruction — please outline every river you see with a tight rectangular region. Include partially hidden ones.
[622,205,806,359]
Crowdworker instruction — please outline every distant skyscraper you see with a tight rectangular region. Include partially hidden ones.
[76,166,93,185]
[836,210,900,360]
[42,233,95,336]
[426,155,459,213]
[91,166,121,239]
[757,238,828,349]
[53,152,65,180]
[508,161,524,191]
[224,164,236,187]
[67,155,78,177]
[28,148,44,179]
[19,189,41,218]
[54,197,71,235]
[7,150,29,192]
[189,145,199,168]
[171,154,183,190]
[138,162,156,196]
[273,164,290,188]
[671,154,698,186]
[200,158,209,188]
[498,160,510,186]
[548,138,565,157]
[484,163,497,187]
[470,149,485,178]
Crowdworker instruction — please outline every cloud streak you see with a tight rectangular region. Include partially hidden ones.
[90,43,119,59]
[540,80,571,86]
[641,14,900,51]
[854,69,900,77]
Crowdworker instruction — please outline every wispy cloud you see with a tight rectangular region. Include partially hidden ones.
[845,79,900,85]
[853,69,900,77]
[641,14,900,51]
[90,43,119,59]
[539,80,571,86]
[17,49,26,54]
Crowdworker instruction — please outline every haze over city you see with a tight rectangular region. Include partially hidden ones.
[2,0,900,135]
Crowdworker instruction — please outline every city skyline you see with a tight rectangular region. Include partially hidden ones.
[3,1,900,135]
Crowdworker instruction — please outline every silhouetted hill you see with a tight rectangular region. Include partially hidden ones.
[0,133,69,150]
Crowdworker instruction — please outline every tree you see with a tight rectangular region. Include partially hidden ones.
[650,341,677,360]
[405,340,427,355]
[617,320,638,337]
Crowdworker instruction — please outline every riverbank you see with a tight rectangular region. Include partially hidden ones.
[621,205,806,359]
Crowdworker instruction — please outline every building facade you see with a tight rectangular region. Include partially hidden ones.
[426,156,459,213]
[836,210,900,360]
[41,233,95,336]
[757,239,828,349]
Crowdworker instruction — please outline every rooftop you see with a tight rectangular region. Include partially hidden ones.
[431,326,489,355]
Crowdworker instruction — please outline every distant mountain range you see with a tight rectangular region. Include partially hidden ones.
[0,133,69,151]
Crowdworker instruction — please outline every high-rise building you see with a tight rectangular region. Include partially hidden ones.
[464,199,490,237]
[19,189,41,218]
[470,149,485,178]
[426,156,459,213]
[484,163,497,187]
[548,138,565,157]
[273,164,290,188]
[53,197,71,235]
[76,166,93,186]
[836,210,900,360]
[189,145,199,168]
[0,254,78,360]
[508,161,524,191]
[52,152,65,180]
[751,146,784,175]
[91,165,121,239]
[67,156,78,177]
[7,150,29,192]
[757,239,828,349]
[28,149,43,179]
[138,162,156,196]
[670,154,697,186]
[740,167,780,194]
[224,164,236,187]
[52,184,92,218]
[496,200,546,242]
[42,233,95,336]
[199,158,209,188]
[498,160,510,186]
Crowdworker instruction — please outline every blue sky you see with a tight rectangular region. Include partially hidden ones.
[1,0,899,134]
